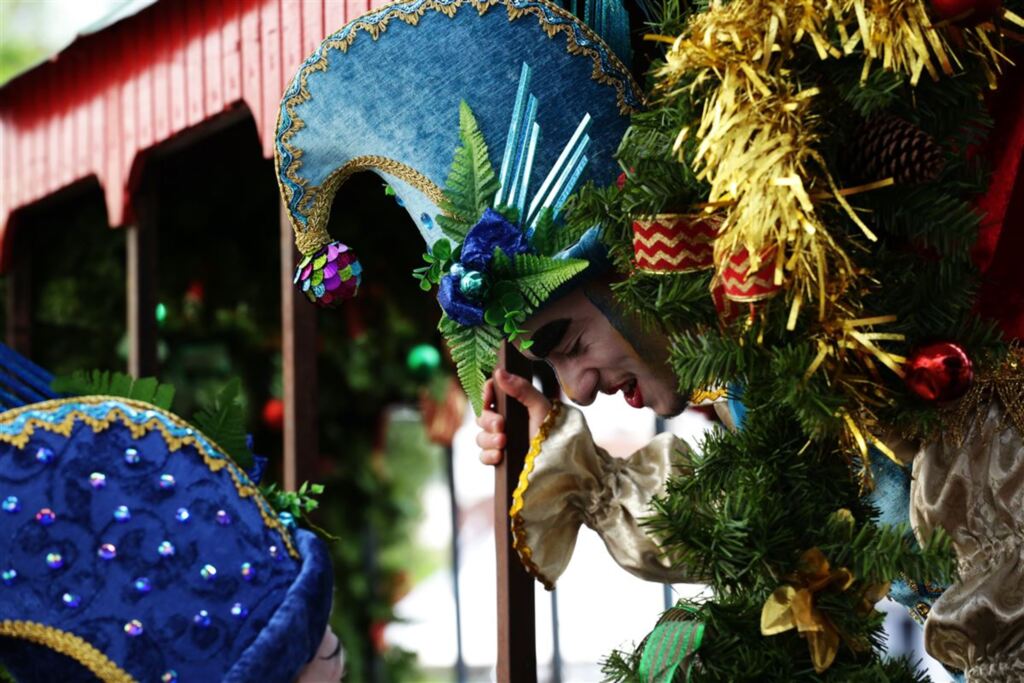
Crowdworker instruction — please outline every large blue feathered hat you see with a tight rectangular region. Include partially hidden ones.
[0,347,334,683]
[275,0,641,411]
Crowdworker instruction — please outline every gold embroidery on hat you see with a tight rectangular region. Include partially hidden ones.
[275,0,641,255]
[0,397,298,559]
[0,620,136,683]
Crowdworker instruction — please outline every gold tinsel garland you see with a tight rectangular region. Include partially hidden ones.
[651,0,1018,469]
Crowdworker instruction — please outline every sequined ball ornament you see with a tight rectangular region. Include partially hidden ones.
[905,341,974,402]
[293,241,362,307]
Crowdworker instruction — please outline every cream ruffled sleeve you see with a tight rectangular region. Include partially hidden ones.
[509,400,699,590]
[910,397,1024,681]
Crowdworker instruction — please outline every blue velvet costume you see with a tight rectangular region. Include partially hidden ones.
[0,348,334,683]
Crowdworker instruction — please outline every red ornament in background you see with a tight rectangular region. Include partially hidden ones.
[616,171,627,190]
[905,342,974,402]
[930,0,1003,25]
[262,398,285,432]
[185,279,205,304]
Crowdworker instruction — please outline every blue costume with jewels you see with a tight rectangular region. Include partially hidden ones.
[0,347,333,683]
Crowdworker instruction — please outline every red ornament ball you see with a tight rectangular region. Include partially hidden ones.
[616,171,627,190]
[261,398,285,432]
[905,342,974,402]
[930,0,1002,25]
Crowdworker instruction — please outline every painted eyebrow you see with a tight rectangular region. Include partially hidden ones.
[528,318,571,359]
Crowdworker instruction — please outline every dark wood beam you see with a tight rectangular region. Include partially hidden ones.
[494,342,538,683]
[126,190,158,378]
[4,222,32,355]
[279,200,318,490]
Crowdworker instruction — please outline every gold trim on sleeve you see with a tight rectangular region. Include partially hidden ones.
[508,399,562,591]
[0,620,136,683]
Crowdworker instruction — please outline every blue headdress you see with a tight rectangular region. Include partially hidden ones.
[275,0,641,411]
[0,347,334,683]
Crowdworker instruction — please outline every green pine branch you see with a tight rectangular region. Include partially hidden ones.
[50,369,176,410]
[436,101,500,242]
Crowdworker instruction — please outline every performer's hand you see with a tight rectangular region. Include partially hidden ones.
[475,368,552,465]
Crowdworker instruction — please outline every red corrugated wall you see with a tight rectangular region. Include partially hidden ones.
[0,0,381,270]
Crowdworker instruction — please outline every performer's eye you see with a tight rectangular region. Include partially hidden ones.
[566,336,583,358]
[529,318,571,358]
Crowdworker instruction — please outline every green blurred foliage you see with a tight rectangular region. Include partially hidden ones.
[0,1,48,85]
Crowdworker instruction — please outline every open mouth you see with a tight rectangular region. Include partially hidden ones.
[622,378,643,409]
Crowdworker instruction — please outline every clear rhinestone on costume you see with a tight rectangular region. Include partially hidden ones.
[1,569,16,586]
[98,543,117,560]
[2,496,19,513]
[193,610,211,627]
[200,564,217,580]
[175,507,190,523]
[158,474,175,490]
[124,620,143,637]
[124,447,140,465]
[269,545,281,560]
[35,446,55,464]
[35,508,55,525]
[230,602,248,619]
[89,472,107,489]
[113,505,131,522]
[160,671,178,683]
[240,562,255,581]
[215,509,231,526]
[133,577,152,593]
[45,552,63,569]
[61,592,81,608]
[157,541,175,557]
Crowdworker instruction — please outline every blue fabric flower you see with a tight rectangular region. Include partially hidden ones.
[438,274,485,326]
[459,208,530,271]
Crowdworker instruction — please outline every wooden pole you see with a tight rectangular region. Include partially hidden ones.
[279,200,318,491]
[4,222,32,355]
[126,190,158,378]
[494,342,537,683]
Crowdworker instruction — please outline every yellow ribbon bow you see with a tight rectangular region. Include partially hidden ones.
[760,547,889,673]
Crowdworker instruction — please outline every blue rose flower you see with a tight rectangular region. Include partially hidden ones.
[459,208,530,271]
[438,274,484,326]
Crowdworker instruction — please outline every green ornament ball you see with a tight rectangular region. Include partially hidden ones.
[459,270,488,301]
[406,344,442,379]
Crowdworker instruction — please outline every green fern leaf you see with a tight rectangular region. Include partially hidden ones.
[437,101,500,242]
[439,315,502,414]
[509,254,589,307]
[191,378,255,471]
[50,369,176,410]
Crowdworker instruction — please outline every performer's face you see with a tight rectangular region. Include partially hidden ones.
[519,283,688,417]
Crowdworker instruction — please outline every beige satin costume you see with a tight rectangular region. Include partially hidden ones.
[911,397,1024,682]
[509,400,700,589]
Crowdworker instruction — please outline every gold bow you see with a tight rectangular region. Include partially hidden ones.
[760,547,889,673]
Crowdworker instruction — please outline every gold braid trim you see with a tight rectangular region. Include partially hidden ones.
[275,0,641,255]
[0,620,136,683]
[508,399,562,591]
[297,156,447,254]
[689,387,727,404]
[0,397,299,559]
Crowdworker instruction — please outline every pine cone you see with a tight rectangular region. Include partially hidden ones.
[855,115,946,185]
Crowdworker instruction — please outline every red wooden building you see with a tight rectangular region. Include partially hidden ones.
[0,0,387,489]
[0,2,540,678]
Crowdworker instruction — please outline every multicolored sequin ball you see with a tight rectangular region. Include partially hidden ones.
[294,241,362,307]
